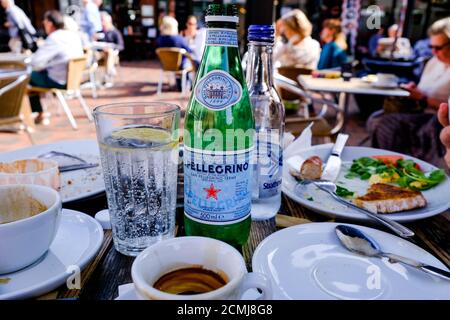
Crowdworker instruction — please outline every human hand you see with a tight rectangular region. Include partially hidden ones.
[399,81,417,90]
[400,82,424,101]
[438,103,449,127]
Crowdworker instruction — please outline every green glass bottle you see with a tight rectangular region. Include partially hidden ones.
[183,4,254,247]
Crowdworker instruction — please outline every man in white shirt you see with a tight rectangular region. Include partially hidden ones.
[1,0,36,52]
[29,10,84,123]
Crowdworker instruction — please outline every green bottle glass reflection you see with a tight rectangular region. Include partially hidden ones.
[183,4,254,247]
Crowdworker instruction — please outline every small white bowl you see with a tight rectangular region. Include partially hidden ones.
[0,184,62,274]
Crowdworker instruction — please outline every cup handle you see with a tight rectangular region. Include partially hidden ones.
[238,272,272,300]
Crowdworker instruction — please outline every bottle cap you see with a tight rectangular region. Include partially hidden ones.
[248,25,274,43]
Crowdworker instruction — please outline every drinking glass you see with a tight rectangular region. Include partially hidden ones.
[93,103,180,256]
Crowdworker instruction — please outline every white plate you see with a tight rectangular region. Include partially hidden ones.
[252,222,450,300]
[0,139,104,203]
[282,145,450,222]
[0,209,104,300]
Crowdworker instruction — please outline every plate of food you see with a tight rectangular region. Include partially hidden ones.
[282,145,449,222]
[0,140,104,203]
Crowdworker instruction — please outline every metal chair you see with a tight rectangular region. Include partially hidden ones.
[28,56,93,130]
[155,47,196,95]
[274,73,344,140]
[0,65,34,144]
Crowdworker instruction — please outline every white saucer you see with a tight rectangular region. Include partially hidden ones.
[0,209,104,300]
[252,222,450,300]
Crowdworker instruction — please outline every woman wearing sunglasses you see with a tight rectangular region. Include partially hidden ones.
[368,17,450,168]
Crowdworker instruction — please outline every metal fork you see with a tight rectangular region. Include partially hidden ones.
[298,180,415,238]
[38,151,88,163]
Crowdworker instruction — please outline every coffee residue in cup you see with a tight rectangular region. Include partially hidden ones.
[153,267,228,295]
[0,187,48,224]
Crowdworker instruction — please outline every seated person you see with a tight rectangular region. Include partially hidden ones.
[29,10,84,123]
[273,9,321,70]
[317,19,348,70]
[156,16,195,91]
[97,11,124,83]
[99,11,124,51]
[438,103,450,168]
[376,24,413,60]
[368,25,385,57]
[156,16,194,64]
[368,17,450,167]
[181,15,206,62]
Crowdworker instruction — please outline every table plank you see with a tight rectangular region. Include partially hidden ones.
[298,75,410,97]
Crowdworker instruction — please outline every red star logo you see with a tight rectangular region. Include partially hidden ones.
[204,184,221,200]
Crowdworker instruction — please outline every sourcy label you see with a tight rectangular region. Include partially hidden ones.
[194,70,243,111]
[184,147,252,224]
[206,28,238,47]
[254,140,282,198]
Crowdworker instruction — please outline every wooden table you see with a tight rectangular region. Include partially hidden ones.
[298,75,411,131]
[42,192,450,300]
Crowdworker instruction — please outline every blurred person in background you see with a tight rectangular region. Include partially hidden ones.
[368,25,385,57]
[369,17,450,167]
[438,103,450,168]
[376,24,413,59]
[274,9,321,69]
[80,0,102,41]
[317,19,348,69]
[1,0,36,53]
[156,16,195,91]
[181,15,206,62]
[100,11,124,51]
[156,16,193,55]
[29,10,84,124]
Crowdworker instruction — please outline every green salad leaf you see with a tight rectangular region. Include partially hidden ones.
[336,185,354,198]
[345,156,446,191]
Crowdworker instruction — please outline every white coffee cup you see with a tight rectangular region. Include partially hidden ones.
[0,184,61,274]
[131,236,272,300]
[375,73,398,87]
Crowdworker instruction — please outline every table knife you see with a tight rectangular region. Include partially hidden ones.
[321,133,349,181]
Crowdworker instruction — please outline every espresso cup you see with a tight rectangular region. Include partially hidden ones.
[375,73,398,86]
[0,184,61,274]
[131,236,272,300]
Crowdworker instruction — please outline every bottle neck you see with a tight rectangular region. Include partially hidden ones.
[246,41,274,89]
[205,25,239,48]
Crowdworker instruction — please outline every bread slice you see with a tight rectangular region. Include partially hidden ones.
[300,156,323,180]
[354,183,427,214]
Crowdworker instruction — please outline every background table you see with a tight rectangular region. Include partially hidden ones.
[298,75,410,131]
[40,192,450,300]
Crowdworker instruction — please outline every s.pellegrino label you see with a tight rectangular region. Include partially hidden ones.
[184,147,252,224]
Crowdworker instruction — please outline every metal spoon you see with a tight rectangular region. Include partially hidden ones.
[335,224,450,281]
[299,180,414,238]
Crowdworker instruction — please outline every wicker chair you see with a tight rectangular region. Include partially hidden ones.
[155,47,196,95]
[28,56,92,130]
[0,65,33,144]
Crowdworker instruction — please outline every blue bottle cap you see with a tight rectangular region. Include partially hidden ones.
[248,25,274,43]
